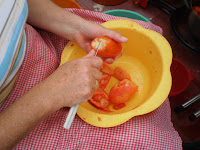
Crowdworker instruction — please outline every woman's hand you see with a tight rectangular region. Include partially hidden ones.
[72,20,128,52]
[0,50,102,150]
[72,21,128,63]
[38,50,103,110]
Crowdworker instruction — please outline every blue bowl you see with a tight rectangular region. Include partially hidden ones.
[103,9,152,23]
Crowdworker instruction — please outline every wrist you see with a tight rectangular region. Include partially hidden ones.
[33,82,62,114]
[24,84,56,116]
[52,11,88,41]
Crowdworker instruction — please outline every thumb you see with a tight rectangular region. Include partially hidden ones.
[106,30,128,43]
[83,49,96,58]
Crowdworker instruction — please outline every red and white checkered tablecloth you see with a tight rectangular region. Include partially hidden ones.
[0,9,182,149]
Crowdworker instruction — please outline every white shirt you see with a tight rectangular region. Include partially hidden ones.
[0,0,28,102]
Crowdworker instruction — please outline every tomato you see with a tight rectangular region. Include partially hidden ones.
[109,79,138,104]
[113,103,126,110]
[99,73,111,89]
[100,62,114,75]
[113,67,131,81]
[91,36,122,58]
[193,6,200,17]
[89,88,109,109]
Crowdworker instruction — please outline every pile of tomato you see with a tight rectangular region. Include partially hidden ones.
[89,37,138,110]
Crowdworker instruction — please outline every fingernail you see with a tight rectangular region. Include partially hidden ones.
[90,49,95,54]
[105,59,114,64]
[91,49,95,52]
[121,36,128,41]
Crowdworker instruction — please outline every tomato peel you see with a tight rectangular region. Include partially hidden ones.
[109,79,138,104]
[100,62,114,75]
[113,67,131,81]
[113,103,126,110]
[99,73,111,89]
[89,88,110,109]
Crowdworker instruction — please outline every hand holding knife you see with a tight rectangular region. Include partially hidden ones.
[63,41,102,129]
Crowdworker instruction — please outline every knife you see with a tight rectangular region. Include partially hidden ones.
[94,40,102,56]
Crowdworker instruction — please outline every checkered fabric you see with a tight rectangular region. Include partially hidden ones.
[0,9,182,149]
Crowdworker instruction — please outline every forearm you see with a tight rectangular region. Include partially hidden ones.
[27,0,87,41]
[0,84,54,150]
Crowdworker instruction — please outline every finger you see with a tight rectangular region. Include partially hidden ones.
[90,68,102,81]
[114,54,122,60]
[83,49,95,58]
[85,56,103,70]
[87,76,99,91]
[104,58,115,64]
[85,43,92,53]
[92,80,99,90]
[80,43,91,53]
[105,29,128,43]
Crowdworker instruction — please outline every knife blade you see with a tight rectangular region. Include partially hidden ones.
[94,40,102,56]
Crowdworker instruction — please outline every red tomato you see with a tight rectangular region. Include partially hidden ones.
[89,88,109,109]
[99,73,111,89]
[113,103,126,110]
[100,62,114,75]
[193,6,200,17]
[109,79,138,104]
[113,67,131,81]
[91,36,122,58]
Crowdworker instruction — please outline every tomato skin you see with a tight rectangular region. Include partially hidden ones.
[113,67,131,81]
[100,62,114,75]
[91,37,122,58]
[99,73,111,89]
[113,103,126,110]
[89,88,110,109]
[109,79,138,104]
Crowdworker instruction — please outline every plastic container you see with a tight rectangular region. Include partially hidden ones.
[169,58,196,97]
[103,9,152,23]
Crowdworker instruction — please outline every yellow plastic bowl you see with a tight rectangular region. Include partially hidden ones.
[60,20,172,127]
